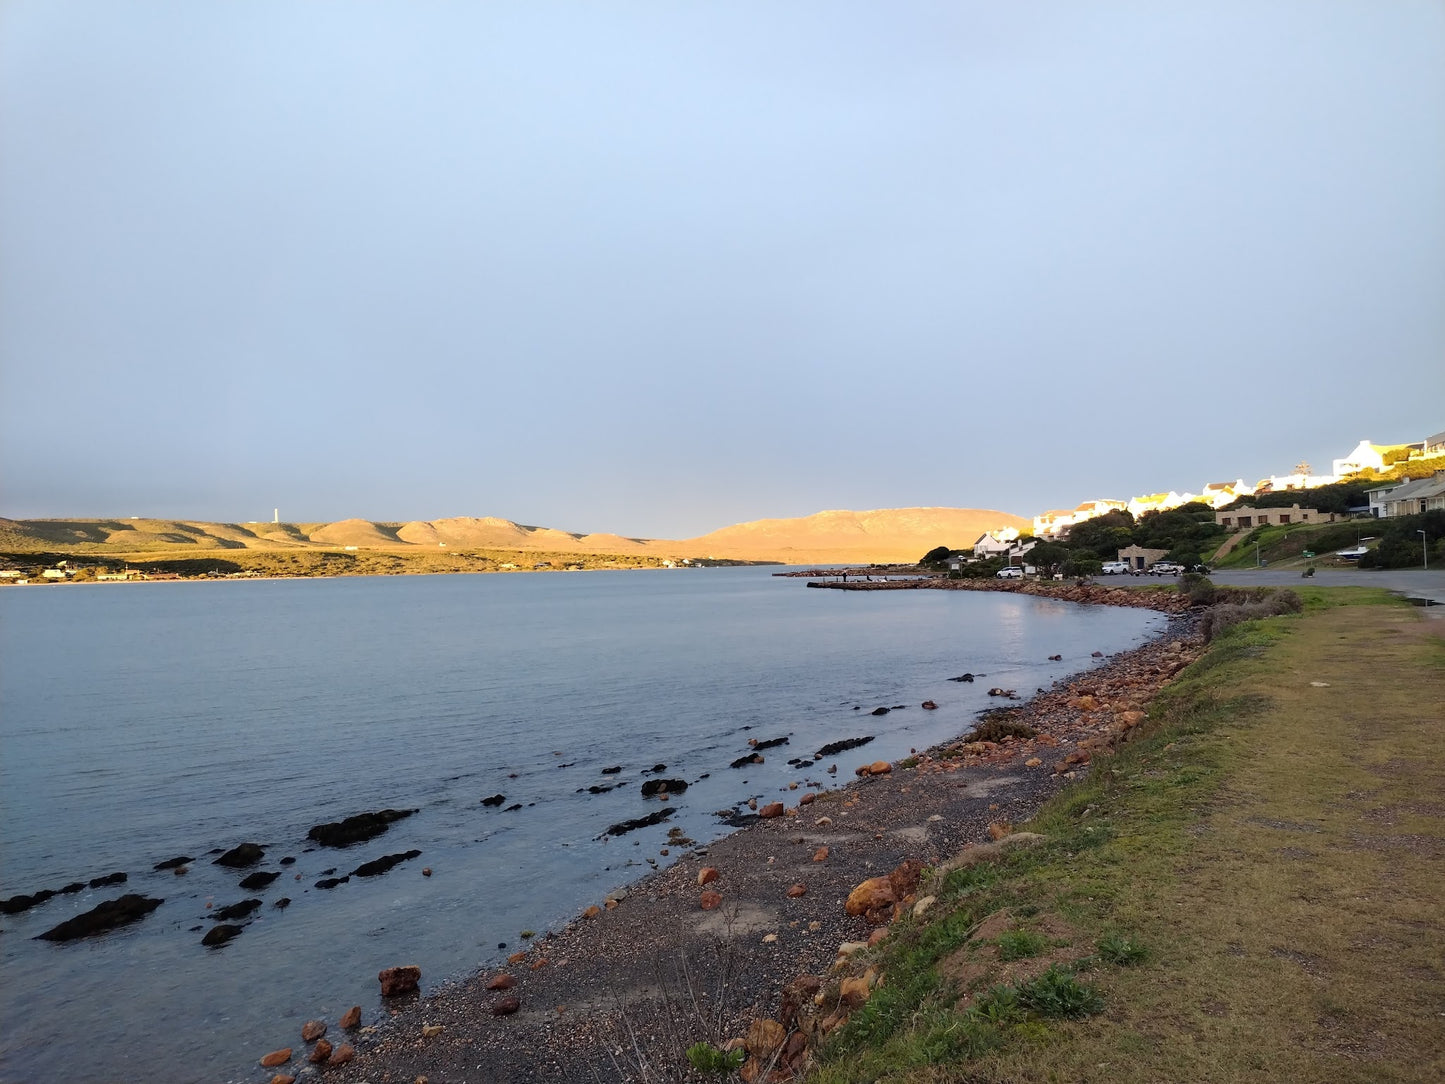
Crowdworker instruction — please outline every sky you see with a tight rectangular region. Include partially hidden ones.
[2,2,1442,539]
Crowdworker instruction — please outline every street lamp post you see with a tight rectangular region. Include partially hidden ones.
[1255,541,1261,568]
[1420,530,1429,570]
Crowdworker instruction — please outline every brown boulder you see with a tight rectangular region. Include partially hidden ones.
[268,1075,296,1084]
[798,792,815,805]
[491,995,521,1016]
[307,1039,332,1064]
[887,858,923,899]
[786,883,807,898]
[839,976,872,1008]
[844,876,895,917]
[327,1044,355,1066]
[259,1049,292,1068]
[301,1020,326,1042]
[759,802,785,818]
[921,700,937,710]
[698,866,720,885]
[339,1005,361,1030]
[486,973,516,990]
[507,950,528,965]
[700,890,723,911]
[812,846,829,862]
[379,964,421,997]
[583,905,601,919]
[745,1017,786,1057]
[867,761,891,775]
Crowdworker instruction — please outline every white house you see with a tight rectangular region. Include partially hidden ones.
[972,527,1021,558]
[1378,471,1445,518]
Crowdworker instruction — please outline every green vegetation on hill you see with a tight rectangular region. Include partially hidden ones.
[808,588,1445,1082]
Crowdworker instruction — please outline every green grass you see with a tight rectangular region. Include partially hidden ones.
[807,588,1445,1083]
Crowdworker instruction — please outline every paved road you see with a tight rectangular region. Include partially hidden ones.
[1109,568,1445,606]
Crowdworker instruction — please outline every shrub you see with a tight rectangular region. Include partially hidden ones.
[1180,572,1216,606]
[1015,966,1105,1018]
[685,1043,744,1074]
[1097,933,1150,966]
[996,929,1048,961]
[967,716,1037,743]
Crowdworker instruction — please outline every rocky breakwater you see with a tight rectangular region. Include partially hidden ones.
[807,575,1195,614]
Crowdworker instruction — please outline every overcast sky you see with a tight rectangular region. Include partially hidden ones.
[2,2,1441,538]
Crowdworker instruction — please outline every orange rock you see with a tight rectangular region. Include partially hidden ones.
[491,996,520,1016]
[486,973,516,990]
[327,1044,355,1066]
[987,821,1011,841]
[269,1075,296,1084]
[259,1049,292,1069]
[698,866,720,885]
[868,761,892,775]
[700,890,723,910]
[582,905,602,919]
[867,927,888,946]
[529,958,548,971]
[307,1039,332,1064]
[605,898,618,909]
[759,802,785,818]
[812,846,829,863]
[301,1020,326,1042]
[839,976,872,1008]
[786,883,807,898]
[844,876,894,916]
[507,950,528,965]
[921,700,937,710]
[378,965,421,997]
[339,1005,361,1029]
[798,792,815,805]
[745,1017,786,1057]
[1025,757,1042,767]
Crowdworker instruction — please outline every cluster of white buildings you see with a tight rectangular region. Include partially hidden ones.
[1030,431,1445,540]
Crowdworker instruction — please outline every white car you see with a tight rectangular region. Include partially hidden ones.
[1148,562,1185,576]
[1100,561,1130,575]
[995,566,1024,579]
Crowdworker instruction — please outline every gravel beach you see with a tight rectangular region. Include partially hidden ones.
[307,583,1201,1084]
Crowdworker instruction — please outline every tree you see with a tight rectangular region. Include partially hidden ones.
[1027,543,1070,578]
[919,545,953,566]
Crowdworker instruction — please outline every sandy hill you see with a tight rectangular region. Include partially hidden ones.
[675,507,1030,564]
[1,507,1029,565]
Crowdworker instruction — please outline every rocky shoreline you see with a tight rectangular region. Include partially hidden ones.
[287,581,1204,1084]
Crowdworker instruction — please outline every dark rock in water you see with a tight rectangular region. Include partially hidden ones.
[37,894,163,942]
[639,778,688,797]
[730,753,763,769]
[948,673,976,683]
[320,867,337,876]
[698,772,710,780]
[238,871,280,891]
[651,763,667,773]
[352,850,422,878]
[600,765,623,775]
[214,843,265,868]
[603,808,674,837]
[280,856,296,865]
[153,856,192,871]
[59,882,85,895]
[88,872,127,888]
[2,889,56,915]
[891,705,907,710]
[504,803,523,812]
[273,897,291,909]
[315,876,351,890]
[212,899,262,922]
[870,707,890,716]
[752,736,789,751]
[853,705,861,710]
[307,809,417,848]
[816,736,875,758]
[715,810,761,828]
[481,794,506,807]
[202,924,243,947]
[587,784,614,794]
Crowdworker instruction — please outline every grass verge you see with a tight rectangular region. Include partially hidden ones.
[807,587,1445,1083]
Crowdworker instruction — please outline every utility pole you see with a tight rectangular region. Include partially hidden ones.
[1421,529,1429,570]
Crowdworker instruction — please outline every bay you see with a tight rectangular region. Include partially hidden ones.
[0,568,1167,1082]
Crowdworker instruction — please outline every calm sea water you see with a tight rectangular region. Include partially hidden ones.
[0,569,1167,1083]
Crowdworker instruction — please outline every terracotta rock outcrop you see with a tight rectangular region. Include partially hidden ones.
[379,965,421,997]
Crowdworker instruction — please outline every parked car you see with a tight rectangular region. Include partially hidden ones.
[1100,561,1130,575]
[995,566,1024,579]
[1148,562,1185,576]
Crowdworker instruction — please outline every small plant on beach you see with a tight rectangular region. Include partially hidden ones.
[967,716,1037,743]
[685,1042,745,1074]
[1097,933,1149,966]
[1016,966,1105,1018]
[995,928,1048,961]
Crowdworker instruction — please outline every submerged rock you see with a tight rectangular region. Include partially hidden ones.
[730,753,763,769]
[238,871,280,891]
[87,872,127,888]
[1,890,56,915]
[202,924,244,947]
[481,794,506,807]
[352,850,422,878]
[315,875,350,890]
[214,843,266,868]
[153,856,192,871]
[212,899,262,922]
[948,673,976,683]
[751,736,790,751]
[37,894,163,942]
[870,707,890,716]
[600,765,623,775]
[815,736,874,758]
[307,809,417,848]
[603,808,674,837]
[639,778,688,797]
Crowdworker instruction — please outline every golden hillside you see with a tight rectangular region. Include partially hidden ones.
[0,506,1026,566]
